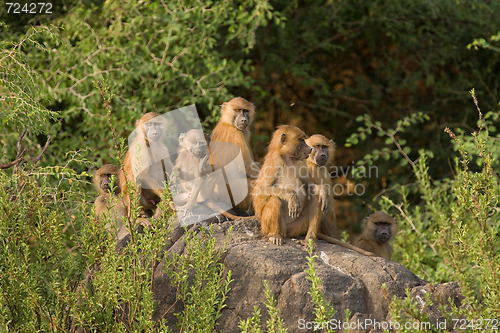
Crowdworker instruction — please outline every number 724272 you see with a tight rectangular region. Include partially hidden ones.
[6,2,53,14]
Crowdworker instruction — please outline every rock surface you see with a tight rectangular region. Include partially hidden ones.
[142,218,463,332]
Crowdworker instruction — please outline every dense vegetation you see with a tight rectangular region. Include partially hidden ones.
[1,0,498,331]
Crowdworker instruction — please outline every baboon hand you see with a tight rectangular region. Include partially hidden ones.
[199,154,210,172]
[287,192,301,219]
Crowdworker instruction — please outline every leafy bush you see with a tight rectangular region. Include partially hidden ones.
[0,162,233,331]
[349,92,499,327]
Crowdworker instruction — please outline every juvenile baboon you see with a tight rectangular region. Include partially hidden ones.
[119,112,171,218]
[93,164,128,235]
[354,212,398,260]
[252,126,371,255]
[210,97,259,212]
[305,134,339,239]
[172,129,255,221]
[171,129,213,209]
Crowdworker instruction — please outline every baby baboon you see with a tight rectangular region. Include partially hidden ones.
[253,125,373,256]
[93,164,128,234]
[354,212,398,260]
[172,129,213,209]
[305,134,339,239]
[172,129,255,221]
[210,97,259,212]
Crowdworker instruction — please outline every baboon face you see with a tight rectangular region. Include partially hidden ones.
[136,112,164,143]
[100,174,113,192]
[374,222,393,244]
[310,145,329,166]
[95,164,120,194]
[221,97,255,131]
[363,211,398,245]
[274,125,311,160]
[305,134,335,167]
[143,119,164,143]
[179,129,209,159]
[233,108,251,130]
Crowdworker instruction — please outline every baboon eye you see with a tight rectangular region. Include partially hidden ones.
[376,222,390,226]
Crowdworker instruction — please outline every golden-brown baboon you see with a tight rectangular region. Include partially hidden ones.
[93,164,128,233]
[253,125,373,256]
[210,97,259,212]
[354,212,398,259]
[119,112,171,218]
[172,129,255,221]
[305,134,339,239]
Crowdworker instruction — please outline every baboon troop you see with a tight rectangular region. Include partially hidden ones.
[93,96,397,259]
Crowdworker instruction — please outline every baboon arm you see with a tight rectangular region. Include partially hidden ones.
[185,178,202,210]
[318,233,374,256]
[184,159,203,210]
[309,183,328,213]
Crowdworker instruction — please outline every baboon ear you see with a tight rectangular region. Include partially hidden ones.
[179,132,186,145]
[330,139,336,148]
[362,216,369,228]
[280,133,287,145]
[221,102,227,111]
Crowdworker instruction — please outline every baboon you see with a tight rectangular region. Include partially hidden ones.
[93,164,128,235]
[172,129,255,221]
[119,112,171,218]
[171,129,213,209]
[354,212,398,260]
[253,125,372,255]
[305,134,339,239]
[210,97,259,212]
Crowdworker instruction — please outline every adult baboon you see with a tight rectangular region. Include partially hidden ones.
[210,97,259,212]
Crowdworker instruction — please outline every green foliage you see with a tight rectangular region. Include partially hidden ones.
[346,112,431,169]
[388,289,435,333]
[1,0,280,168]
[0,168,85,331]
[0,163,234,331]
[252,0,500,136]
[166,225,233,332]
[0,26,58,134]
[304,240,337,333]
[239,281,287,333]
[377,96,499,327]
[468,30,500,52]
[239,306,263,333]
